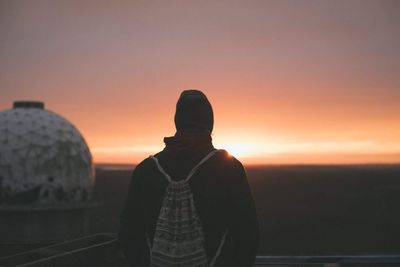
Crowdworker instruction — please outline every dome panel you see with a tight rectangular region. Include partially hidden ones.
[0,102,94,205]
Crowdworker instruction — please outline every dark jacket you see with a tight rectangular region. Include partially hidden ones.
[118,137,259,267]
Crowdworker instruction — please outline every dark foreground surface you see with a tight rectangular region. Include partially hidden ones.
[2,233,399,267]
[92,164,400,256]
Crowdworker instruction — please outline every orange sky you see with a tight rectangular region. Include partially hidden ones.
[1,1,400,164]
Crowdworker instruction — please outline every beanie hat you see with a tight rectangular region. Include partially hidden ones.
[174,90,214,133]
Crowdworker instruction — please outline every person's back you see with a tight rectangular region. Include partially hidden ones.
[118,90,259,266]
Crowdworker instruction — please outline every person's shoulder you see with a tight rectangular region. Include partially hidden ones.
[214,149,245,171]
[132,154,158,173]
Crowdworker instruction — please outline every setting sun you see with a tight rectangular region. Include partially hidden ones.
[217,143,258,158]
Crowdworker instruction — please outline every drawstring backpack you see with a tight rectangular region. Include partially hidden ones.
[147,149,228,267]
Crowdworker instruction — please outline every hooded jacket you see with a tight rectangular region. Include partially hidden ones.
[118,133,259,267]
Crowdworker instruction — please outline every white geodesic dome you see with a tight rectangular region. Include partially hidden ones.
[0,101,94,205]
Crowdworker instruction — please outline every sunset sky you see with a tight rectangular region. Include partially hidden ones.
[1,0,400,164]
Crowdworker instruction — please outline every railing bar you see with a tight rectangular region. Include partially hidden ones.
[0,233,116,261]
[255,255,400,264]
[17,239,118,267]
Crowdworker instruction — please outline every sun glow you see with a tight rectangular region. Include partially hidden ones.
[217,143,259,158]
[214,140,400,164]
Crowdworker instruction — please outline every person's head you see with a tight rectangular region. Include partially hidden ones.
[174,89,214,134]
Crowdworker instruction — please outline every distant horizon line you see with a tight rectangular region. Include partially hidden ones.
[95,161,400,167]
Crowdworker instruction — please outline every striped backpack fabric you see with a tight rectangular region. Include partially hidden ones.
[148,149,227,267]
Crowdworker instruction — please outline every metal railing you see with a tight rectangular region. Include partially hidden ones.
[0,234,122,267]
[254,255,400,266]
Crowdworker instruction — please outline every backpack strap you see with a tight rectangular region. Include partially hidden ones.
[209,229,229,267]
[150,149,222,183]
[150,156,172,182]
[185,149,221,182]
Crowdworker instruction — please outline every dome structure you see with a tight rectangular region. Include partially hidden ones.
[0,101,94,205]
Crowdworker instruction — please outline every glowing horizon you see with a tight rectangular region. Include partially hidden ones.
[90,139,400,165]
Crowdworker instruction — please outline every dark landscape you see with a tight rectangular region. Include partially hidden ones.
[92,164,400,256]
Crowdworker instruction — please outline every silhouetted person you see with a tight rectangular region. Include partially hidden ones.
[118,90,259,266]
